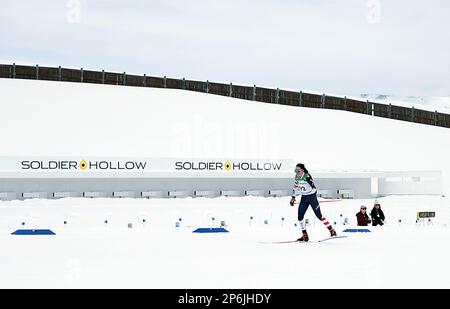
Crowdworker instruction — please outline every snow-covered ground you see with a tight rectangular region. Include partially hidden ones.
[1,195,449,288]
[1,78,450,288]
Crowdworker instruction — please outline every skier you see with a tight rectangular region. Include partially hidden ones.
[290,163,337,241]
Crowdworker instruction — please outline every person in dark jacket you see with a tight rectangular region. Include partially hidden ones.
[370,200,385,226]
[356,205,371,226]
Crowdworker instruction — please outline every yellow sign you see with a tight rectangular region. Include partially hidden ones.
[79,160,88,170]
[224,161,232,171]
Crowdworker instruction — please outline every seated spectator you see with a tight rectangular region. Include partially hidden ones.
[356,205,371,226]
[371,200,385,226]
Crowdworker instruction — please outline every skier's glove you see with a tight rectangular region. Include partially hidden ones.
[289,196,296,206]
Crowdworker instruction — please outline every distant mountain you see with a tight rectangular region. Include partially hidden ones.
[358,94,450,113]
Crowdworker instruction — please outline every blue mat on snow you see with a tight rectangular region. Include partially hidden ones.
[12,229,56,235]
[193,228,229,233]
[343,228,371,233]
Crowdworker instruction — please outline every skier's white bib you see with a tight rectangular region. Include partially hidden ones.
[293,179,317,196]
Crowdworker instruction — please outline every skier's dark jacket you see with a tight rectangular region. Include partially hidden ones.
[370,207,385,226]
[356,211,371,226]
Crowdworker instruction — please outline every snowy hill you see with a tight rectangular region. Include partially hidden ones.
[1,78,450,192]
[1,78,450,289]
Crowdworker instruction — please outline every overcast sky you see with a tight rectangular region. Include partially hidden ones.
[1,0,449,96]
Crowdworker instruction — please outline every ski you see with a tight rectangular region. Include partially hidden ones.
[260,235,348,244]
[317,235,348,242]
[258,240,305,244]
